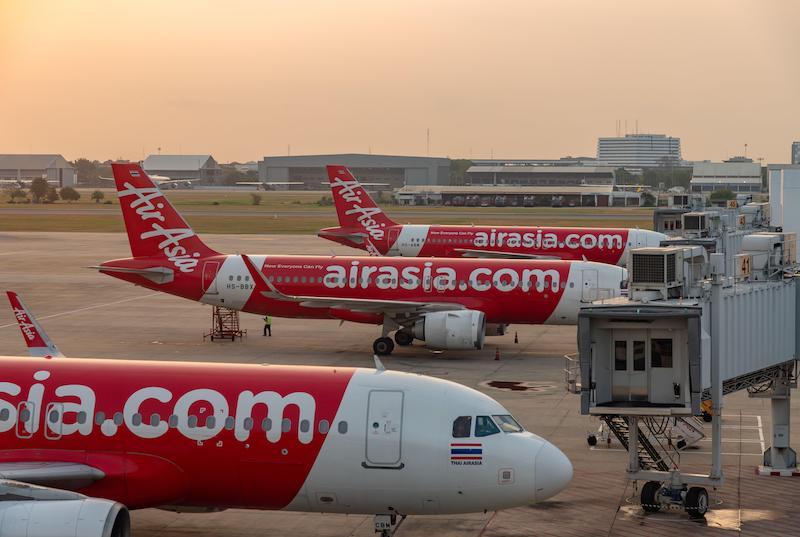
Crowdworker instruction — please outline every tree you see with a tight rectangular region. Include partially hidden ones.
[91,190,105,203]
[73,158,100,183]
[59,186,81,202]
[223,169,247,185]
[709,188,736,202]
[642,192,657,207]
[449,159,473,186]
[9,189,28,203]
[29,177,49,203]
[45,187,59,203]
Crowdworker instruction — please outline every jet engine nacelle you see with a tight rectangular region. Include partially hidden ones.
[0,498,130,537]
[413,310,486,350]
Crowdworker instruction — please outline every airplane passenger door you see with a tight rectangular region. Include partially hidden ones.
[581,269,599,302]
[365,390,404,468]
[202,261,220,294]
[44,402,63,440]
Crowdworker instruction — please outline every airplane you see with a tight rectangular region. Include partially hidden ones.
[101,174,197,189]
[318,166,666,266]
[0,291,573,537]
[95,163,626,356]
[236,180,306,190]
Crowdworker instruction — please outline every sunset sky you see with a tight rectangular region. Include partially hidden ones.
[1,0,798,163]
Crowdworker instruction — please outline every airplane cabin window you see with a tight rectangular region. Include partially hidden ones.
[77,411,87,424]
[169,415,179,428]
[475,415,500,437]
[263,418,272,431]
[132,413,142,426]
[187,415,198,428]
[206,416,216,429]
[19,409,30,422]
[113,412,123,425]
[149,414,159,426]
[318,419,330,434]
[94,411,105,425]
[452,416,472,438]
[0,409,9,421]
[225,416,235,430]
[337,421,348,434]
[244,417,254,431]
[492,414,523,433]
[49,410,59,423]
[282,418,291,432]
[300,419,310,433]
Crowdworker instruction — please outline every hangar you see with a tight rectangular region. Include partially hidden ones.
[0,154,76,186]
[258,154,451,189]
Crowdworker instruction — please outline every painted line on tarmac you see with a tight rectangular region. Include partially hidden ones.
[0,293,158,329]
[0,250,34,256]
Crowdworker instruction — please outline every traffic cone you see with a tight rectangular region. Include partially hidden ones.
[495,348,500,361]
[514,331,519,344]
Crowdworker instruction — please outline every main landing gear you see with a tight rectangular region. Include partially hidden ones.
[373,337,395,356]
[394,329,414,346]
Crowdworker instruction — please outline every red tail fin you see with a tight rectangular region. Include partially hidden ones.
[326,165,396,241]
[6,291,64,358]
[111,163,219,267]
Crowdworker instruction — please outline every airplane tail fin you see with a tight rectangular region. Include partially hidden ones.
[6,291,64,358]
[326,165,397,235]
[110,163,220,261]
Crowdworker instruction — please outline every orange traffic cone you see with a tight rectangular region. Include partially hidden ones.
[495,348,500,361]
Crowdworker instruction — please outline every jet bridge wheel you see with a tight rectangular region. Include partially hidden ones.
[641,481,662,513]
[685,487,709,518]
[373,337,395,356]
[394,330,414,346]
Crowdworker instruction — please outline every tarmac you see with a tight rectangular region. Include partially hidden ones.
[1,231,799,537]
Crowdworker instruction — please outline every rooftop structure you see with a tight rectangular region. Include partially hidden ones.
[690,161,762,193]
[0,154,75,186]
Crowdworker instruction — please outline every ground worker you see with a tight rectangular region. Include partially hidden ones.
[263,315,272,337]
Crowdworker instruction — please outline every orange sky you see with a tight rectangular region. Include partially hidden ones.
[1,0,798,163]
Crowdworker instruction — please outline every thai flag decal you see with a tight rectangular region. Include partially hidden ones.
[450,443,483,464]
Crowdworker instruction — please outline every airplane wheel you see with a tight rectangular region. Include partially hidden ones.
[373,337,395,356]
[394,330,413,346]
[685,487,708,518]
[641,481,661,513]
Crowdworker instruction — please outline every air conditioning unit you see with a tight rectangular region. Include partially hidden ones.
[630,247,685,297]
[682,211,720,238]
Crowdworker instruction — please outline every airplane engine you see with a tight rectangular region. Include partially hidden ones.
[0,498,130,537]
[413,310,486,350]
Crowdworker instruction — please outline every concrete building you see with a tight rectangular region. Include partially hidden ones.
[142,155,220,182]
[0,154,75,186]
[471,156,603,167]
[769,164,800,240]
[792,142,800,165]
[597,134,682,168]
[465,165,616,187]
[690,161,762,193]
[258,154,450,189]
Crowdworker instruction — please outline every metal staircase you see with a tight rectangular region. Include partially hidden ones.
[602,416,671,472]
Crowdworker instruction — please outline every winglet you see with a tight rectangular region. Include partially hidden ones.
[373,354,386,372]
[6,292,64,358]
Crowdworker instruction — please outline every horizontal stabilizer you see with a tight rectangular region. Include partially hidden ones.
[89,265,174,284]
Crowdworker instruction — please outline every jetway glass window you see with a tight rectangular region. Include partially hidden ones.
[615,341,627,371]
[651,339,673,368]
[633,341,646,371]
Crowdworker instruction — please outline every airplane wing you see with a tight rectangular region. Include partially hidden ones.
[240,255,461,319]
[453,248,562,260]
[0,462,105,489]
[6,291,64,358]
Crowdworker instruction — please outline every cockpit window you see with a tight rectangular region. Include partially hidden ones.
[452,416,472,438]
[492,414,523,433]
[475,415,500,437]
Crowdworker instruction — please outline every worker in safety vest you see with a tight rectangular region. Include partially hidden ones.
[263,315,272,337]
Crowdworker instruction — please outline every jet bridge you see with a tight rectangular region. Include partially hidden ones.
[577,240,799,518]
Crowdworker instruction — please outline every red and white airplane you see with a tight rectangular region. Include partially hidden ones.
[0,291,572,537]
[96,163,626,355]
[319,166,665,266]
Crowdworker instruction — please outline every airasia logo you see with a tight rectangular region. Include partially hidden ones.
[473,229,624,251]
[117,182,201,273]
[322,261,561,293]
[11,308,36,341]
[0,371,317,444]
[331,175,385,240]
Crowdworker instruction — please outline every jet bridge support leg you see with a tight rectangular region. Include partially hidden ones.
[762,368,797,473]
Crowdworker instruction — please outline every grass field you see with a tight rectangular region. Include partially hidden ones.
[0,188,654,233]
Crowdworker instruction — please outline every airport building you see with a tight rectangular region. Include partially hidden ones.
[792,141,800,165]
[142,154,221,182]
[689,161,762,193]
[465,165,616,187]
[0,154,76,186]
[258,154,451,189]
[597,133,682,168]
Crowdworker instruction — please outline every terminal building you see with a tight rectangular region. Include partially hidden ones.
[142,154,221,182]
[258,154,451,189]
[689,161,762,193]
[597,134,682,168]
[0,154,76,186]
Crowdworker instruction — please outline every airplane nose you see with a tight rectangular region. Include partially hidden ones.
[534,443,573,501]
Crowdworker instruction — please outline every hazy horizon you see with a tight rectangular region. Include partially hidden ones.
[2,1,798,164]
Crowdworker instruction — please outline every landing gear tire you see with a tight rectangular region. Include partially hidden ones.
[587,434,598,447]
[394,330,413,346]
[685,487,708,519]
[641,481,661,513]
[373,337,395,356]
